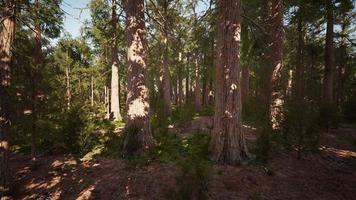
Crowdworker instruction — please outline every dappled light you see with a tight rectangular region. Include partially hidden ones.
[1,0,356,199]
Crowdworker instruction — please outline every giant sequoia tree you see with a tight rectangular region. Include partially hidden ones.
[122,0,154,155]
[210,0,249,165]
[0,0,16,192]
[110,0,122,121]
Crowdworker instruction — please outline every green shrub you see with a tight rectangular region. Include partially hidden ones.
[319,102,340,131]
[279,100,321,158]
[342,95,356,123]
[171,104,195,127]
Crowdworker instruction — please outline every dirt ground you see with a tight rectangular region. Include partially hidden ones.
[5,123,356,200]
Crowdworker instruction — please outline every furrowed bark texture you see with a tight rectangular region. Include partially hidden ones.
[210,0,249,165]
[123,0,154,155]
[0,0,16,192]
[110,0,122,121]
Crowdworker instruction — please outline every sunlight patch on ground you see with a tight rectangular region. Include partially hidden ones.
[320,146,356,158]
[76,185,95,200]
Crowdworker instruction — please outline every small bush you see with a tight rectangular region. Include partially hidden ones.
[279,100,321,158]
[171,104,195,127]
[319,102,340,131]
[342,95,356,123]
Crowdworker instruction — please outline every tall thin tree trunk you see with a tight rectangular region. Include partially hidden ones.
[194,56,202,112]
[31,0,42,161]
[123,0,154,155]
[91,76,94,106]
[178,62,183,106]
[210,0,249,165]
[65,54,71,110]
[159,33,172,116]
[110,0,122,121]
[0,0,16,193]
[323,0,335,105]
[338,14,348,106]
[295,13,304,101]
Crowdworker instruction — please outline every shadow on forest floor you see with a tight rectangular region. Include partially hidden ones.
[5,117,356,200]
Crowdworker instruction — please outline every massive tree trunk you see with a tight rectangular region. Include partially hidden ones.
[323,0,335,105]
[210,0,249,165]
[0,0,16,192]
[260,0,284,130]
[123,0,154,155]
[110,0,122,121]
[241,65,249,105]
[194,56,202,112]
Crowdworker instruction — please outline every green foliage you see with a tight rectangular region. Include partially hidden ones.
[242,97,264,125]
[342,95,356,123]
[171,104,196,127]
[318,103,340,131]
[123,133,211,199]
[198,105,214,116]
[279,101,321,158]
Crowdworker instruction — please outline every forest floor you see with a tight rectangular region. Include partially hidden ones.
[6,117,356,200]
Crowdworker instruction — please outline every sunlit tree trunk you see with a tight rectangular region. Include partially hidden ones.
[210,0,249,165]
[65,53,71,110]
[260,0,284,131]
[123,0,154,155]
[110,0,122,121]
[194,56,202,112]
[0,0,16,192]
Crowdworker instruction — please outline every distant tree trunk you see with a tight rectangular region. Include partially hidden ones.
[178,63,183,106]
[185,56,190,103]
[110,0,122,121]
[0,0,16,192]
[337,14,348,107]
[123,0,154,155]
[91,76,94,106]
[159,33,172,116]
[323,0,335,105]
[210,0,249,165]
[241,65,249,105]
[194,56,202,112]
[295,13,304,101]
[65,54,71,110]
[104,86,110,118]
[260,0,284,130]
[31,0,42,161]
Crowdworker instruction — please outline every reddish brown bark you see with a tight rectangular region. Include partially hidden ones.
[123,0,154,155]
[159,33,171,116]
[110,0,122,121]
[0,0,16,192]
[210,0,249,165]
[241,65,249,105]
[260,0,284,130]
[323,0,335,105]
